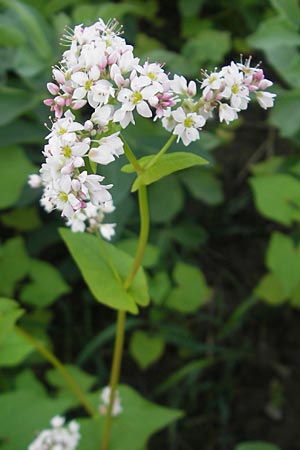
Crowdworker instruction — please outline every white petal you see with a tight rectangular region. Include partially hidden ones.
[137,101,152,118]
[71,72,88,85]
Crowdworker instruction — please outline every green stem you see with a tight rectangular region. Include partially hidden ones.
[121,135,143,173]
[123,184,149,290]
[100,310,126,450]
[145,134,176,169]
[100,184,150,450]
[15,326,95,417]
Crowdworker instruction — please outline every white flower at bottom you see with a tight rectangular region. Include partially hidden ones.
[28,416,80,450]
[99,386,122,417]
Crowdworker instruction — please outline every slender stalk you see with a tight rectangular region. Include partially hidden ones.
[121,135,143,173]
[144,134,176,169]
[123,185,149,290]
[100,310,126,450]
[100,184,150,450]
[15,326,95,417]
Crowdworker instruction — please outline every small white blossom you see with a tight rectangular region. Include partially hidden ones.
[28,416,80,450]
[99,386,122,417]
[218,103,239,124]
[255,91,276,109]
[172,107,206,146]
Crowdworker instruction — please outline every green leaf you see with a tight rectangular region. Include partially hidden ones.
[235,442,282,450]
[149,271,171,305]
[270,0,300,28]
[248,17,300,50]
[129,330,165,370]
[1,206,41,231]
[116,238,159,268]
[2,0,52,60]
[149,175,184,224]
[255,273,286,305]
[0,373,71,449]
[217,296,258,339]
[0,87,39,126]
[250,174,300,225]
[60,229,149,314]
[177,0,204,17]
[129,152,208,192]
[269,90,300,137]
[250,156,284,176]
[78,384,183,450]
[179,167,224,205]
[0,119,45,147]
[0,145,36,209]
[0,327,33,367]
[166,262,212,313]
[155,358,214,395]
[139,49,189,75]
[46,364,96,407]
[0,23,25,47]
[73,3,143,25]
[182,29,231,70]
[20,259,70,307]
[0,236,30,297]
[0,298,24,344]
[266,232,300,297]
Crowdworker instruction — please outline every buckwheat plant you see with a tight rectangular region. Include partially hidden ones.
[28,18,275,450]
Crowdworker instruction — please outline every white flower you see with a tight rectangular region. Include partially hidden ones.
[201,71,223,97]
[89,133,124,165]
[114,75,161,127]
[221,62,250,110]
[161,107,176,132]
[99,223,116,240]
[255,91,276,109]
[71,67,100,101]
[91,104,114,128]
[88,80,115,109]
[99,386,122,416]
[28,174,42,188]
[171,74,196,97]
[218,103,239,124]
[172,107,206,146]
[28,416,80,450]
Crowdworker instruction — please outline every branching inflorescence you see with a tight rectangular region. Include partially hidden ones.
[29,18,275,237]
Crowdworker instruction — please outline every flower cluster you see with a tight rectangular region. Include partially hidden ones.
[29,18,275,234]
[28,416,80,450]
[199,57,276,124]
[99,386,123,417]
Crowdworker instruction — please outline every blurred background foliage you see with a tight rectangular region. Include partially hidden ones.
[1,0,300,449]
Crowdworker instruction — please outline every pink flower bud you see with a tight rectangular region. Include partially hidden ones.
[55,96,66,106]
[52,68,65,84]
[187,80,197,97]
[98,55,108,70]
[253,69,264,82]
[204,90,214,102]
[108,52,118,65]
[72,99,87,110]
[47,82,60,95]
[258,79,273,90]
[43,98,54,106]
